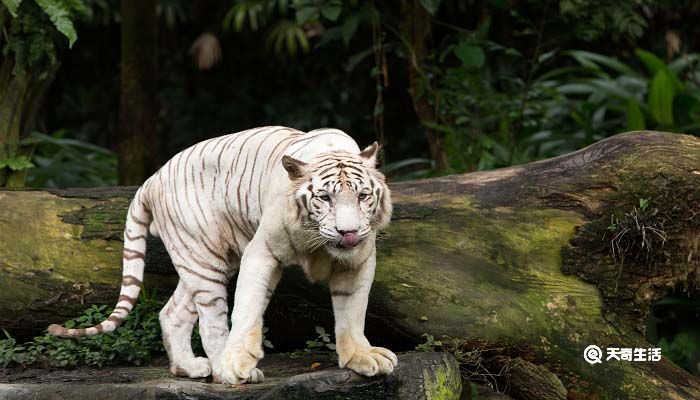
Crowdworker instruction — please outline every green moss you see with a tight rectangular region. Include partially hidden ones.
[0,192,127,312]
[372,194,679,398]
[423,357,462,400]
[61,198,131,241]
[375,194,592,342]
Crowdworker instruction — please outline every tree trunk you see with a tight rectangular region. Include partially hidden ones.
[118,0,158,185]
[1,131,699,399]
[0,57,59,188]
[401,0,450,171]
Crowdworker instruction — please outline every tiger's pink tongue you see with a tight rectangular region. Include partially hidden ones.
[341,232,359,247]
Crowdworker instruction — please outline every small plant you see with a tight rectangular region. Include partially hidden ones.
[415,333,442,352]
[639,197,650,212]
[262,326,274,349]
[287,325,336,358]
[0,330,36,367]
[304,326,336,352]
[606,197,668,266]
[606,214,618,232]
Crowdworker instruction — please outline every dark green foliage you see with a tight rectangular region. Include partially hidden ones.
[411,44,700,177]
[0,288,165,368]
[222,0,347,56]
[1,0,90,72]
[647,294,700,376]
[25,130,117,188]
[558,0,650,40]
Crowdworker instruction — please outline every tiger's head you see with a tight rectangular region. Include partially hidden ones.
[282,142,392,258]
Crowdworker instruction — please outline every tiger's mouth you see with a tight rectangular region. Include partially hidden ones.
[328,232,362,250]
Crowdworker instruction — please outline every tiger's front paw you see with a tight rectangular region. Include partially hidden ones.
[216,365,264,385]
[217,332,265,384]
[344,346,398,377]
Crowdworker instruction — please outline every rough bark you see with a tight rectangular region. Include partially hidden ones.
[400,0,450,171]
[0,353,462,400]
[1,131,699,399]
[0,57,59,188]
[118,0,158,185]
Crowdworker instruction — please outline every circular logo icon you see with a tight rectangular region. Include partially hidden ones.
[584,345,603,365]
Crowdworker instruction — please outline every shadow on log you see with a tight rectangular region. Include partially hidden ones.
[1,131,699,399]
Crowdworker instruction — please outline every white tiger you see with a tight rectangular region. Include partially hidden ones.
[48,126,396,384]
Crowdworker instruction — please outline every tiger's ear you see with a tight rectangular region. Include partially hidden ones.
[359,142,380,167]
[282,155,308,180]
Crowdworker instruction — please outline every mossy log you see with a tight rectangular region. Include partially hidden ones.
[0,353,462,400]
[1,131,700,399]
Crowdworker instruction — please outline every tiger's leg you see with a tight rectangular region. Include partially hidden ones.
[189,274,232,383]
[217,239,282,384]
[330,246,398,376]
[160,281,212,378]
[167,248,232,381]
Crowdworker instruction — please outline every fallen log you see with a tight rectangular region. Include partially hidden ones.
[1,130,699,399]
[0,352,462,400]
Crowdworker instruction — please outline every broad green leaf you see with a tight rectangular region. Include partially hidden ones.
[536,49,557,65]
[234,7,246,31]
[588,78,636,99]
[381,158,432,174]
[35,0,78,47]
[321,0,342,21]
[222,4,244,32]
[536,66,587,81]
[294,6,318,25]
[341,13,359,45]
[1,0,22,17]
[0,156,34,171]
[566,50,640,77]
[248,7,259,31]
[315,25,342,48]
[635,49,665,76]
[626,99,646,131]
[345,47,373,71]
[636,49,683,92]
[453,42,485,69]
[556,82,598,95]
[286,26,297,55]
[648,70,675,126]
[419,0,442,15]
[294,25,309,53]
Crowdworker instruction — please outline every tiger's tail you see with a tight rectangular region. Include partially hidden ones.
[48,186,152,337]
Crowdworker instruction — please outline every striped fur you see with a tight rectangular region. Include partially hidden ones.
[47,126,396,384]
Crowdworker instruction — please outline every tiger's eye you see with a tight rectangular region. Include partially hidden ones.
[358,193,369,201]
[319,195,331,202]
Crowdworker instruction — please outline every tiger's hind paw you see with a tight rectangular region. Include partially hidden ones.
[171,357,212,378]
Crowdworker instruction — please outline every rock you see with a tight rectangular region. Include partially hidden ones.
[0,352,461,400]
